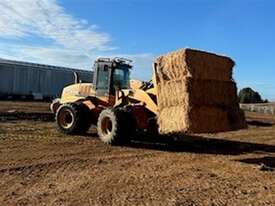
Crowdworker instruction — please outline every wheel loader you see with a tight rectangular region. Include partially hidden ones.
[51,57,159,144]
[51,49,246,144]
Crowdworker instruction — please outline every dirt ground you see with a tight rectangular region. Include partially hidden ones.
[0,101,53,122]
[0,101,275,206]
[0,101,51,113]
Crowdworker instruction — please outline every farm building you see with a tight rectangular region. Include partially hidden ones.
[0,58,93,100]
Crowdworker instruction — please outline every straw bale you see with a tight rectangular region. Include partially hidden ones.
[188,106,231,133]
[158,105,247,134]
[155,48,246,134]
[155,48,234,82]
[157,78,238,110]
[158,105,189,134]
[156,79,189,109]
[226,105,247,130]
[188,105,246,133]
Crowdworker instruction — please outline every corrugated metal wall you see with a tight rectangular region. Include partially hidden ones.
[0,59,93,99]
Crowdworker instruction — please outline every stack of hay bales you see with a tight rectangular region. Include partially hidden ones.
[155,48,246,134]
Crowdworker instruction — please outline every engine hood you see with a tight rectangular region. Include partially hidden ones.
[60,83,95,104]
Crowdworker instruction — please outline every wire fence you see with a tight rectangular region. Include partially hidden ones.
[240,104,275,115]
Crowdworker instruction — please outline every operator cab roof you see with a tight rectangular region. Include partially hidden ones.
[95,57,133,68]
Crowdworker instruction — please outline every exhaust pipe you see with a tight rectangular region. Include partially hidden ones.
[74,72,80,84]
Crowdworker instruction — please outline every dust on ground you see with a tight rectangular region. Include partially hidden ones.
[0,101,275,206]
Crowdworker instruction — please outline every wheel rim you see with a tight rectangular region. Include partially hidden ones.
[101,116,113,135]
[58,108,74,129]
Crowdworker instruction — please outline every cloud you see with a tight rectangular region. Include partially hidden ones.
[0,45,91,69]
[0,0,156,80]
[0,0,111,51]
[0,42,155,80]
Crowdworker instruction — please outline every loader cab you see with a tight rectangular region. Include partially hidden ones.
[93,58,132,97]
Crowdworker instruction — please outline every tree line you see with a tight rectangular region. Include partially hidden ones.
[238,87,269,104]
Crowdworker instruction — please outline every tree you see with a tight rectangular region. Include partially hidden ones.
[238,87,267,103]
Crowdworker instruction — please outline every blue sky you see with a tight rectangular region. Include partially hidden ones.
[0,0,274,100]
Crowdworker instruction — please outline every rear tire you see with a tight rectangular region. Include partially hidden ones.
[56,103,91,135]
[97,108,134,145]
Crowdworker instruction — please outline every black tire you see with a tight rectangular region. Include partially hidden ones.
[97,108,134,145]
[78,104,93,132]
[56,103,91,135]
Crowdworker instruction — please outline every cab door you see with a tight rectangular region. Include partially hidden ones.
[94,63,111,97]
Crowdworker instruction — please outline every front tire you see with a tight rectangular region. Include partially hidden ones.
[97,108,134,145]
[56,103,91,135]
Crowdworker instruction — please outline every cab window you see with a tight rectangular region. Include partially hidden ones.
[113,68,130,89]
[96,65,109,90]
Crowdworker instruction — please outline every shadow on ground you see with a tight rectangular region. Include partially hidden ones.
[122,134,275,156]
[238,156,275,168]
[246,120,274,127]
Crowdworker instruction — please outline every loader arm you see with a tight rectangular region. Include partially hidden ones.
[127,88,158,114]
[121,70,158,115]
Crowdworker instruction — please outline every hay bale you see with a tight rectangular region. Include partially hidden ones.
[158,106,190,134]
[158,106,231,134]
[155,48,234,82]
[158,104,246,134]
[155,48,247,134]
[188,105,247,133]
[157,78,238,109]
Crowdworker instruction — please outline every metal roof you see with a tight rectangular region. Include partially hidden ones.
[0,58,91,73]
